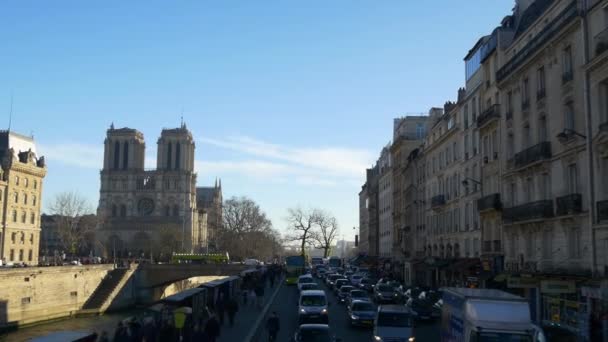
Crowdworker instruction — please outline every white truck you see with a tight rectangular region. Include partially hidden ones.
[440,288,546,342]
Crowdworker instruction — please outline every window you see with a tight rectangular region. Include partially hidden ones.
[509,235,516,258]
[537,66,546,99]
[9,249,14,261]
[562,46,573,82]
[492,131,498,159]
[568,164,578,193]
[473,238,480,257]
[510,182,517,206]
[601,80,608,123]
[30,213,35,225]
[21,211,26,223]
[522,78,530,108]
[167,142,173,169]
[113,141,120,170]
[523,124,531,149]
[23,193,27,205]
[120,205,126,217]
[472,98,477,120]
[32,196,36,206]
[11,232,16,243]
[175,142,181,170]
[525,232,535,259]
[472,131,478,155]
[29,233,33,244]
[565,102,575,130]
[416,123,426,139]
[173,205,179,216]
[454,208,460,232]
[28,249,32,261]
[525,178,533,203]
[464,135,470,159]
[506,91,513,116]
[15,176,19,186]
[542,229,553,259]
[19,249,23,261]
[33,180,37,190]
[465,238,471,257]
[24,178,28,188]
[567,228,581,259]
[453,142,458,161]
[464,104,469,128]
[111,205,117,217]
[483,136,489,160]
[507,133,514,158]
[539,115,547,142]
[465,203,471,229]
[12,210,17,222]
[542,173,551,199]
[14,192,18,203]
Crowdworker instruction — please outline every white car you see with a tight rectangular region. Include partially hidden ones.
[297,275,316,292]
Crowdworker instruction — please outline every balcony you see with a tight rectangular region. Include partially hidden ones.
[477,193,502,212]
[598,200,608,222]
[477,104,500,128]
[556,193,582,216]
[514,141,552,169]
[431,195,446,209]
[562,71,573,84]
[596,27,608,57]
[503,200,554,223]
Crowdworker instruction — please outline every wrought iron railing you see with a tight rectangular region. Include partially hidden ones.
[595,26,608,56]
[514,141,551,168]
[556,193,582,216]
[503,200,554,223]
[477,104,500,127]
[477,193,502,212]
[431,195,446,208]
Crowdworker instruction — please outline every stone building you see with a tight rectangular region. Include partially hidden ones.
[40,214,97,258]
[96,124,202,258]
[359,164,380,257]
[196,180,223,252]
[378,145,393,258]
[0,131,47,265]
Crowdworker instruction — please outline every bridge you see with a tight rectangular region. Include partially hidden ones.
[136,263,251,288]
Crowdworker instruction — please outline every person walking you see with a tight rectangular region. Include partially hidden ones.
[255,282,265,309]
[266,311,280,342]
[226,296,239,327]
[204,312,221,342]
[215,292,226,326]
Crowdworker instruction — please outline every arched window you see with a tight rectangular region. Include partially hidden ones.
[23,193,27,205]
[15,176,19,186]
[29,233,34,243]
[120,205,127,217]
[167,142,172,169]
[14,192,18,204]
[21,212,26,223]
[20,232,25,243]
[113,141,120,170]
[12,210,17,222]
[32,195,37,206]
[33,180,37,189]
[24,178,28,188]
[30,213,35,225]
[112,205,117,217]
[11,232,16,243]
[173,205,179,216]
[175,143,181,170]
[123,141,129,170]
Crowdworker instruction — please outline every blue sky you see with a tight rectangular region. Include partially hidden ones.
[0,1,513,241]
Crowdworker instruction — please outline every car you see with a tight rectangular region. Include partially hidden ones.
[316,269,327,279]
[346,289,371,306]
[344,271,354,279]
[333,279,349,293]
[301,283,320,291]
[358,278,375,292]
[373,283,398,304]
[373,305,416,342]
[406,295,433,321]
[325,274,341,287]
[350,274,364,286]
[298,290,329,324]
[337,285,354,303]
[297,275,316,292]
[293,324,341,342]
[347,300,376,327]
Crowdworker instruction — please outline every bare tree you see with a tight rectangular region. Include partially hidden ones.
[219,196,279,261]
[48,192,96,256]
[285,207,323,258]
[312,211,340,258]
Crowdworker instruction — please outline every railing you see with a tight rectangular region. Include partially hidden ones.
[431,195,446,208]
[496,1,578,82]
[556,193,582,216]
[595,26,608,56]
[503,200,554,223]
[477,104,500,127]
[514,141,552,168]
[477,193,502,212]
[562,71,573,84]
[598,200,608,222]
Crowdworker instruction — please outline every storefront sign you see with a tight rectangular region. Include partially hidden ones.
[541,280,576,294]
[507,276,538,289]
[481,259,492,272]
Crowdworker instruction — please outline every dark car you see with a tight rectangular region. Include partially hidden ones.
[346,289,371,306]
[347,300,376,327]
[337,285,354,303]
[358,278,375,292]
[374,284,398,304]
[294,324,341,342]
[406,296,434,321]
[333,279,349,293]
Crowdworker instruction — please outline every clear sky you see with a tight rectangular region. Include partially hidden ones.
[0,1,513,242]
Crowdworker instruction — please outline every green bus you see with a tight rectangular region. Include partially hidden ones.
[285,255,305,285]
[171,253,230,264]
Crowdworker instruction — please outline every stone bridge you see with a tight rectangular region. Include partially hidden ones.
[135,263,251,288]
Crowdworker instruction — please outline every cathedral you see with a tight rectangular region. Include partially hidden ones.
[97,123,222,259]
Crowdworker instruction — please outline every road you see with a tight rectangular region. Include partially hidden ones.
[266,276,440,342]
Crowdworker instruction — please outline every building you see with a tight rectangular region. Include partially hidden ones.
[378,145,393,258]
[390,116,428,279]
[358,185,369,255]
[0,131,47,265]
[40,214,97,258]
[359,164,380,257]
[96,124,202,258]
[196,180,223,252]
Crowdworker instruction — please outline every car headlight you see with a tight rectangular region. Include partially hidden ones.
[321,308,328,314]
[350,314,359,320]
[373,336,382,341]
[409,338,415,342]
[300,309,306,314]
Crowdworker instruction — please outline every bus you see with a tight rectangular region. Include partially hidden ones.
[171,253,230,264]
[328,256,342,269]
[285,255,305,285]
[310,257,324,266]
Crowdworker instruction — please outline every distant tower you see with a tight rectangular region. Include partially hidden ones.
[157,124,195,172]
[103,126,145,171]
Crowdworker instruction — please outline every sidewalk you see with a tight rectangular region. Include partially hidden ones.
[217,280,281,342]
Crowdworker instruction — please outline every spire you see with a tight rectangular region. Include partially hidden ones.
[110,122,115,130]
[215,177,218,188]
[219,178,222,189]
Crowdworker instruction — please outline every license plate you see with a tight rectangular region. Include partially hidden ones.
[309,315,319,319]
[362,320,372,325]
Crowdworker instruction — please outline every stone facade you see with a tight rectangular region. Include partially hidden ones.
[96,124,202,258]
[196,181,223,252]
[0,131,46,266]
[378,146,393,258]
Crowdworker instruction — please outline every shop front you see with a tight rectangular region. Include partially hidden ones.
[583,284,608,342]
[540,279,589,341]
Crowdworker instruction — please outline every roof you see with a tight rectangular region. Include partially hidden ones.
[162,287,206,303]
[196,187,219,203]
[300,290,325,296]
[443,287,525,301]
[514,0,555,39]
[378,304,412,313]
[298,324,329,330]
[0,130,38,162]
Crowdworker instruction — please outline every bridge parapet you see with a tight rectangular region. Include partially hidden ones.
[137,263,251,288]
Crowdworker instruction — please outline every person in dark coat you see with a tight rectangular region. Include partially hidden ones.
[204,313,221,342]
[266,311,280,342]
[226,297,239,327]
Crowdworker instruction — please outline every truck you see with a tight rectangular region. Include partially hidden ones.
[328,256,342,269]
[441,288,545,342]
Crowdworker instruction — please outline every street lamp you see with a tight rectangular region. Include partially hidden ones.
[461,178,482,187]
[556,128,587,144]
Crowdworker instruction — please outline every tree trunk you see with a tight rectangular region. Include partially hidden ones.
[301,233,307,258]
[323,247,329,258]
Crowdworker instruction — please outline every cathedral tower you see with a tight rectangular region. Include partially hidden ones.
[156,123,195,172]
[103,125,145,171]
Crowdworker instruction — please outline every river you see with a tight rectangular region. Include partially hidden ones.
[0,309,144,342]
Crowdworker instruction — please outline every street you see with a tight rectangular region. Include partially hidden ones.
[266,277,440,342]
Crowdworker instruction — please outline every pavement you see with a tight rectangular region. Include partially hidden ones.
[217,278,282,342]
[266,276,440,342]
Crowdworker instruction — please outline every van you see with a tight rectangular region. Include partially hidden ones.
[298,290,329,324]
[373,305,415,342]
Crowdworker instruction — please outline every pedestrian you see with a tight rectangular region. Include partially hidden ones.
[255,283,264,308]
[215,292,226,326]
[204,312,221,342]
[226,296,239,327]
[248,287,257,307]
[266,311,280,342]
